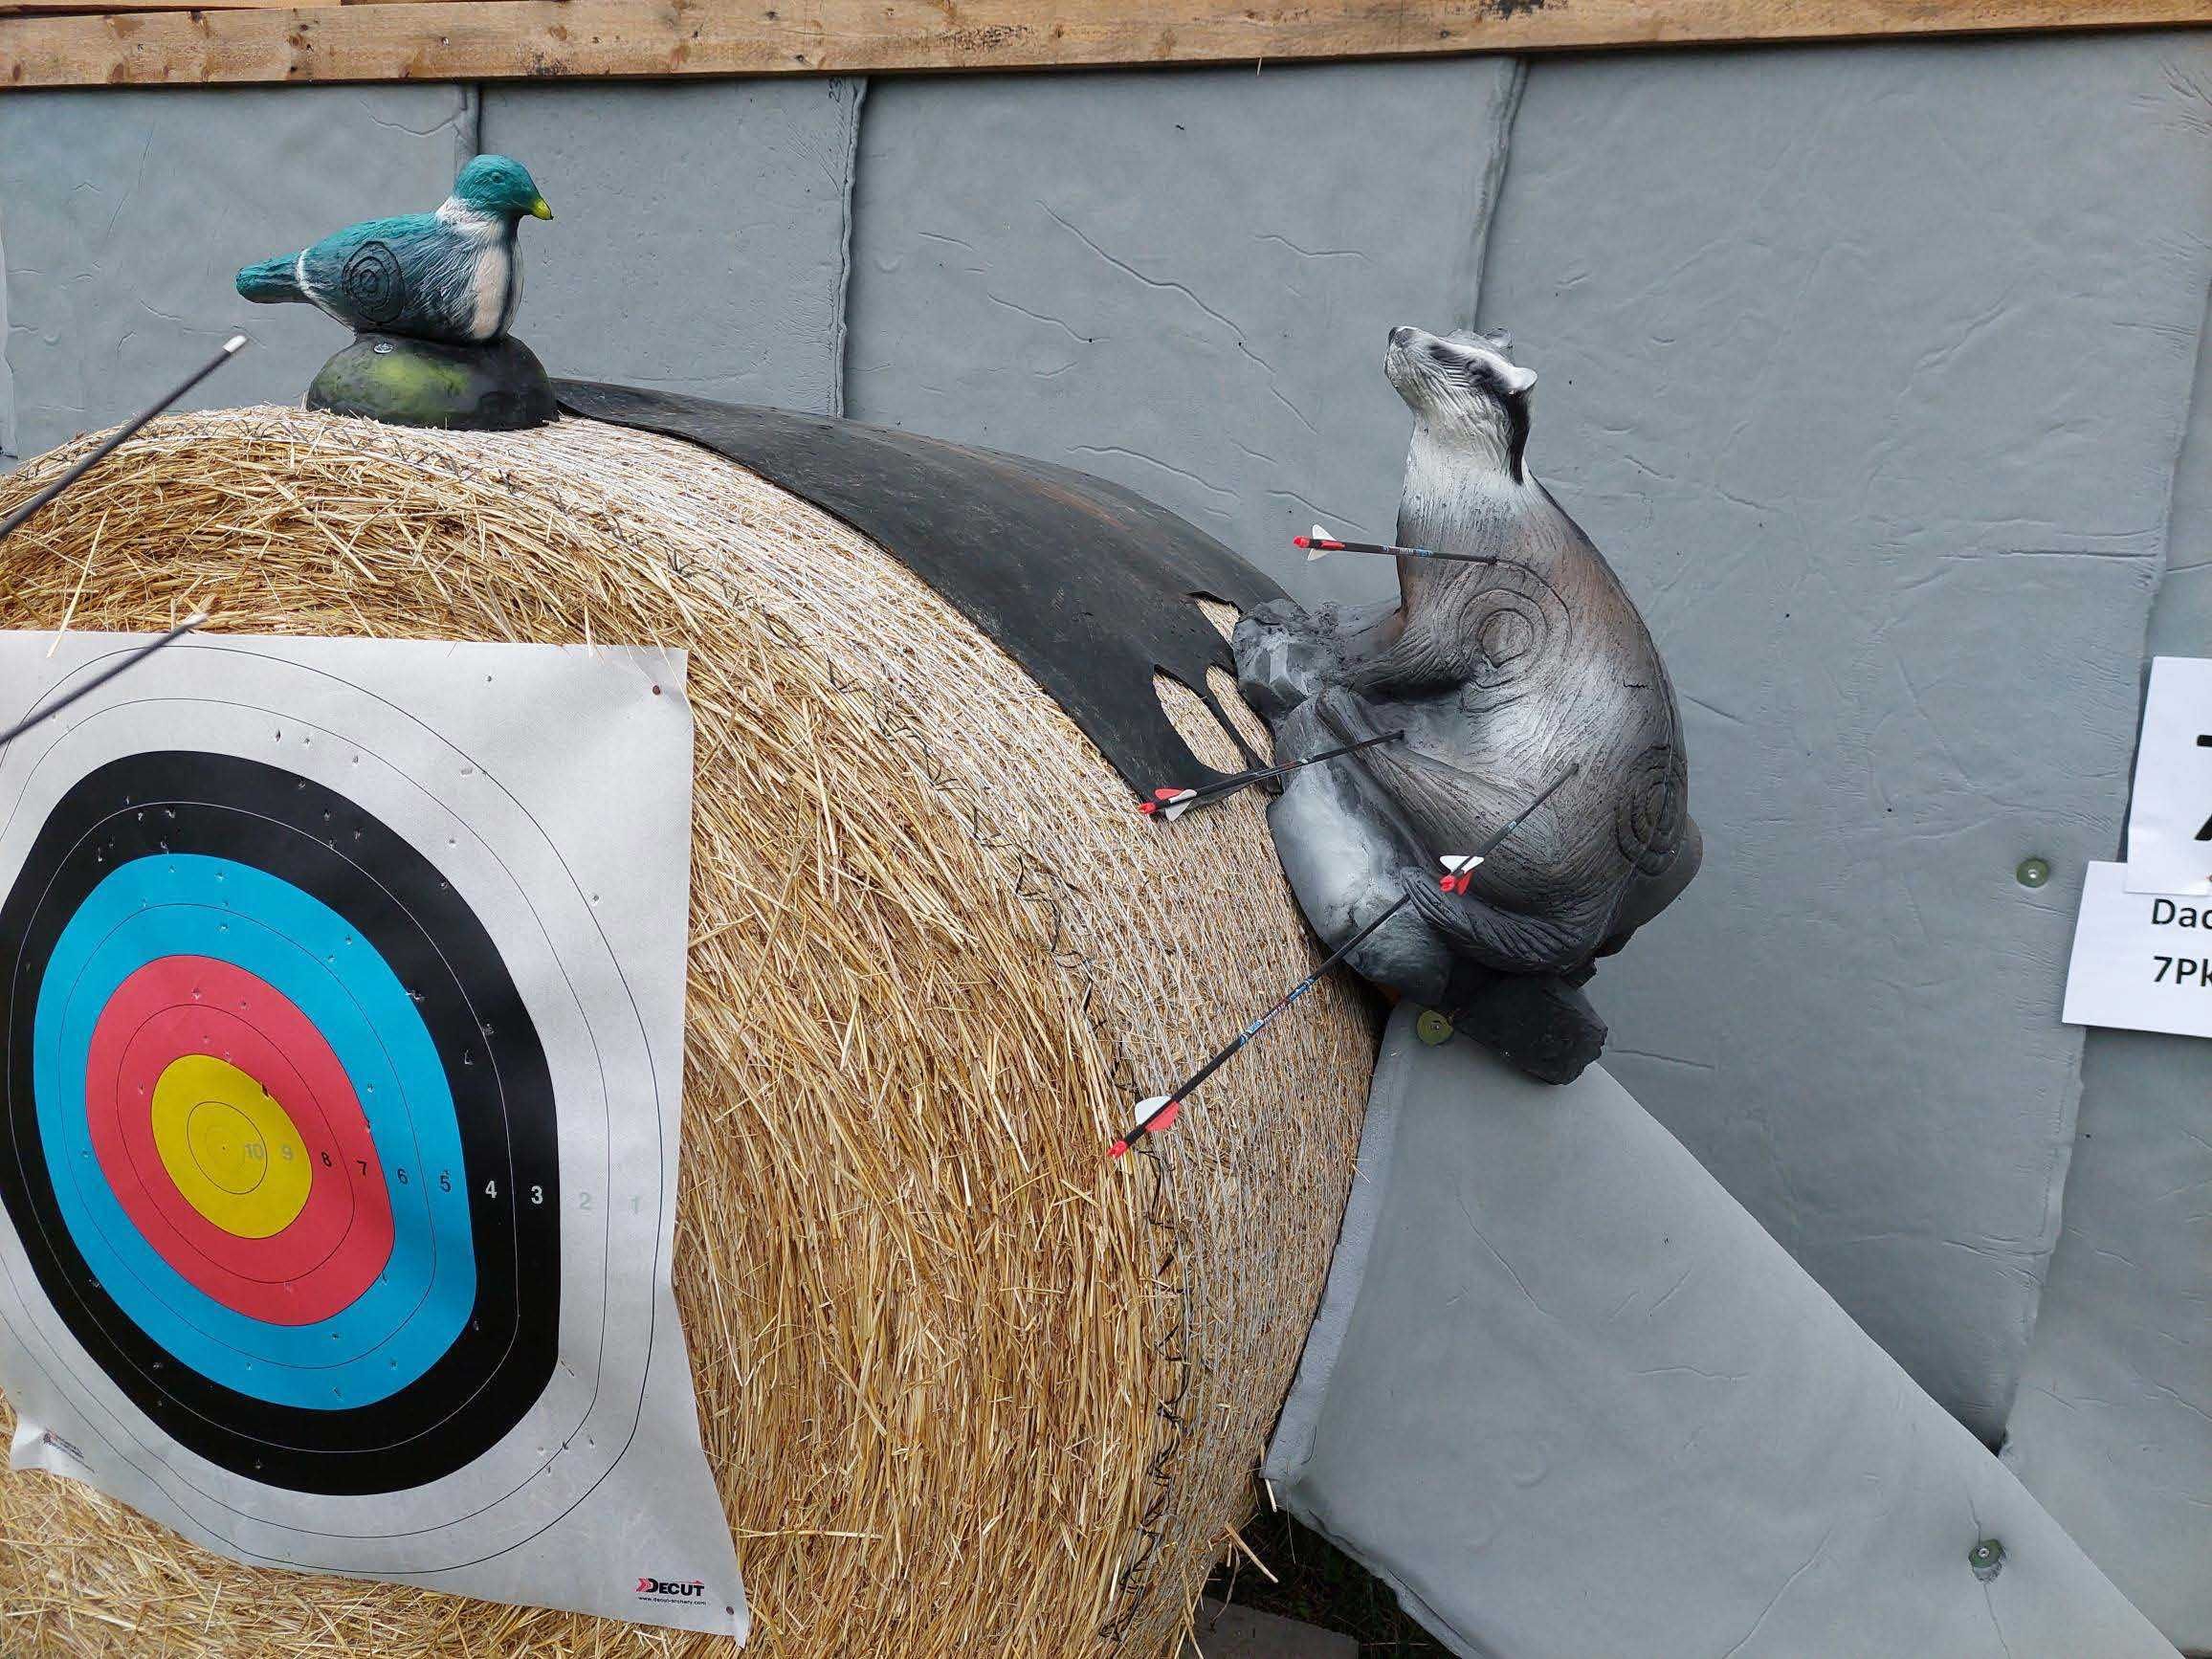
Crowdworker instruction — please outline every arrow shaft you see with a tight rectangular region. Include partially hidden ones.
[0,337,247,546]
[1474,763,1581,858]
[1183,729,1405,802]
[1121,889,1413,1149]
[0,616,209,750]
[1115,763,1585,1157]
[1309,538,1493,564]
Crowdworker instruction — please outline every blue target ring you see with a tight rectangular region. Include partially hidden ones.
[35,854,473,1406]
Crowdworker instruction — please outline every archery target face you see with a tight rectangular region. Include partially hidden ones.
[0,632,742,1632]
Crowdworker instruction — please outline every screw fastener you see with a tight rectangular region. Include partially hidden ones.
[1969,1537,2005,1582]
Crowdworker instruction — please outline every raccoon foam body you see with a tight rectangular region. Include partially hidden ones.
[1236,325,1699,1007]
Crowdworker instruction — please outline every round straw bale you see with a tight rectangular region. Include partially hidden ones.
[0,409,1373,1659]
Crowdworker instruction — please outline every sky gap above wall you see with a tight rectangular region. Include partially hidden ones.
[3,0,2209,89]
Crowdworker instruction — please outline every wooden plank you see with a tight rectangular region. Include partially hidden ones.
[4,0,2208,89]
[0,0,532,14]
[0,3,301,12]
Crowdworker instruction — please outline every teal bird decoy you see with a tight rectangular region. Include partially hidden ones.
[236,155,552,345]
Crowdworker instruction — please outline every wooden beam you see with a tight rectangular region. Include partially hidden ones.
[0,0,531,15]
[0,3,303,13]
[4,0,2207,90]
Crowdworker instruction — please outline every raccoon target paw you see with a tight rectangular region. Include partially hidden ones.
[1233,599,1344,719]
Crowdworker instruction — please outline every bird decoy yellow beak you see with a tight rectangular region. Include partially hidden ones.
[530,197,553,221]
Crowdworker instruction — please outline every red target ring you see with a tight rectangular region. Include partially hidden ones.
[84,956,394,1325]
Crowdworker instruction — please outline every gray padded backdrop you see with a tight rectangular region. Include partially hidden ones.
[478,79,864,414]
[0,175,12,468]
[0,87,472,457]
[1263,1007,2179,1659]
[845,59,1524,612]
[1473,34,2212,1444]
[2002,283,2212,1650]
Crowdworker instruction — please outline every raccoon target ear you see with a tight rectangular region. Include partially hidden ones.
[1497,362,1537,396]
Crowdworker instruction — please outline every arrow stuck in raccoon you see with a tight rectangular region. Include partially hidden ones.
[1439,763,1580,893]
[1295,523,1495,565]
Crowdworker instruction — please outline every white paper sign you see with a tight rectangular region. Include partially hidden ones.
[2064,861,2212,1039]
[0,631,745,1638]
[2121,656,2212,896]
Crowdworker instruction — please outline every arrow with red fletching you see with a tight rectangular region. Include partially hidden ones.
[1294,523,1495,565]
[1138,730,1405,821]
[1438,852,1484,896]
[1111,760,1582,1158]
[1109,1095,1182,1158]
[1109,896,1395,1158]
[1139,786,1203,822]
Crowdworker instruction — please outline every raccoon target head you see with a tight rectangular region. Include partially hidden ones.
[1384,324,1537,482]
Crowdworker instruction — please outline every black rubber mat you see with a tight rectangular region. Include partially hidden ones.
[556,382,1284,794]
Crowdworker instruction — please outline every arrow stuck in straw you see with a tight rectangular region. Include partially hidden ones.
[0,614,211,751]
[0,336,248,547]
[1112,762,1581,1158]
[1140,730,1405,821]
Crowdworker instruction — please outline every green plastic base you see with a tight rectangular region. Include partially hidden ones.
[306,333,558,431]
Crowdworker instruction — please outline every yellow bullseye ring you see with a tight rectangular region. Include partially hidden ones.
[149,1054,312,1238]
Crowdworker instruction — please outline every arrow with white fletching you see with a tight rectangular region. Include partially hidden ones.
[1139,731,1405,822]
[1436,763,1582,894]
[0,336,248,546]
[1110,1096,1183,1157]
[1140,786,1203,822]
[1294,523,1495,565]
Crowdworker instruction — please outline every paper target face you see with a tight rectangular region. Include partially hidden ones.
[6,747,559,1492]
[0,633,742,1635]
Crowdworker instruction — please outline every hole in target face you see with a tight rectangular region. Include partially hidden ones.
[0,751,561,1495]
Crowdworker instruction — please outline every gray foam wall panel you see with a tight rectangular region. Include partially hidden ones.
[1265,1009,2179,1659]
[2002,288,2212,1650]
[2148,284,2212,664]
[843,59,1522,608]
[2002,1033,2212,1651]
[479,78,865,415]
[0,87,471,458]
[0,183,14,468]
[1473,33,2212,1441]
